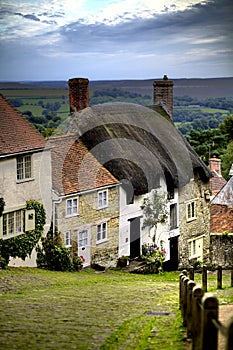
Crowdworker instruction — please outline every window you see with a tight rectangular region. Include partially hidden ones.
[98,190,108,209]
[65,231,71,247]
[66,198,78,216]
[188,236,204,260]
[186,201,196,221]
[17,155,32,181]
[2,210,24,237]
[78,230,88,247]
[170,203,177,230]
[96,222,107,243]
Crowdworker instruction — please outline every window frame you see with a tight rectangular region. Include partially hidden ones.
[186,200,197,222]
[66,198,78,217]
[170,203,178,230]
[96,222,107,244]
[2,209,25,237]
[98,190,108,209]
[65,231,71,247]
[16,155,32,182]
[188,235,204,260]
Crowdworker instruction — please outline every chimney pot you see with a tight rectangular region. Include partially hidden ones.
[68,77,89,113]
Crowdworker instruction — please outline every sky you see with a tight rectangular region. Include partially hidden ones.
[0,0,232,81]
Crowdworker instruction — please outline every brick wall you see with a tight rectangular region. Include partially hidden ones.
[68,78,89,113]
[153,75,173,119]
[211,204,233,233]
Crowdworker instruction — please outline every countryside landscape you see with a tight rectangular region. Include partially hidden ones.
[1,76,233,349]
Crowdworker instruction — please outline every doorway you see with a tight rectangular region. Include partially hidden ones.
[129,217,141,259]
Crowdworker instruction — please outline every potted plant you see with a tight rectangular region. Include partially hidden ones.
[141,243,166,273]
[73,255,85,271]
[117,255,130,268]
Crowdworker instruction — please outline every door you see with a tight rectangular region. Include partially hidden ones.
[164,236,179,271]
[78,230,91,267]
[129,217,141,259]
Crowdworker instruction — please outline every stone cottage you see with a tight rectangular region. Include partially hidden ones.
[210,175,233,268]
[48,134,119,268]
[0,94,52,266]
[61,76,212,269]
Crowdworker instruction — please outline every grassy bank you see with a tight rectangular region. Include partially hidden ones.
[0,268,232,350]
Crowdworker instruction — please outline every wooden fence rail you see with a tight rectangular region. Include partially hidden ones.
[180,270,233,350]
[188,266,233,292]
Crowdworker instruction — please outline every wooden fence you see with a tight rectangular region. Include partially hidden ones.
[180,269,233,350]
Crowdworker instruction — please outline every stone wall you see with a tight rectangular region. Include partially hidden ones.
[57,185,119,267]
[210,235,233,268]
[178,173,211,268]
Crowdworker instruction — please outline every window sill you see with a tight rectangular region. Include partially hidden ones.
[186,217,197,223]
[16,178,34,184]
[96,239,108,245]
[66,214,79,218]
[97,206,108,210]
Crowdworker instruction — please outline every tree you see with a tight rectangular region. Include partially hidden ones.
[221,141,233,179]
[219,114,233,142]
[141,190,168,244]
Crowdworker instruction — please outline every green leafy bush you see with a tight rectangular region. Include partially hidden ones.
[36,226,73,271]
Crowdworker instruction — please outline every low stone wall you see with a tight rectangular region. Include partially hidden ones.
[210,235,233,268]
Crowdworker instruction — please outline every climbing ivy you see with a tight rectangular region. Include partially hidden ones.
[0,200,46,268]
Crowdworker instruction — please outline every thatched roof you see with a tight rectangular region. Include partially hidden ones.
[60,102,211,195]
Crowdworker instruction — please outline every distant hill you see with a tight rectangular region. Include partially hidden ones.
[0,77,232,98]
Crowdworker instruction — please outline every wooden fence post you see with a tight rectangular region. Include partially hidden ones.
[226,315,233,350]
[202,265,207,292]
[180,274,187,316]
[183,277,190,327]
[189,267,194,281]
[217,266,222,289]
[192,286,204,350]
[187,280,196,338]
[201,294,218,350]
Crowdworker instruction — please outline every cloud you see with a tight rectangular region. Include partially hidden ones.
[0,0,232,80]
[15,12,40,21]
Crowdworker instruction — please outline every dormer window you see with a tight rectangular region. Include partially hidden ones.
[17,155,32,181]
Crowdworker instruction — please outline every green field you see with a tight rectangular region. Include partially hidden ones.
[0,268,232,350]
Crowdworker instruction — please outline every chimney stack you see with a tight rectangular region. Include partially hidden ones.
[209,157,222,176]
[68,78,89,114]
[153,75,173,119]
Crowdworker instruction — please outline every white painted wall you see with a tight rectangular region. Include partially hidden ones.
[0,149,52,266]
[119,177,180,262]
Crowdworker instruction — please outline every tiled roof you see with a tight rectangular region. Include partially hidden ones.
[48,135,118,195]
[0,94,46,156]
[210,170,227,197]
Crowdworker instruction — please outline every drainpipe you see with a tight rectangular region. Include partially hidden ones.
[52,190,62,236]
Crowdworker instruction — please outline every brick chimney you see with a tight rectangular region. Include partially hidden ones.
[209,157,222,176]
[68,78,89,114]
[153,75,173,119]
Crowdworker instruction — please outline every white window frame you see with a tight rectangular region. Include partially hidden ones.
[78,230,88,248]
[17,155,32,181]
[96,222,107,244]
[2,209,25,238]
[186,200,197,222]
[98,190,108,209]
[188,235,204,260]
[65,231,71,247]
[66,198,78,217]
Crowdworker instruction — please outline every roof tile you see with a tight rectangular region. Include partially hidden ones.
[0,94,46,156]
